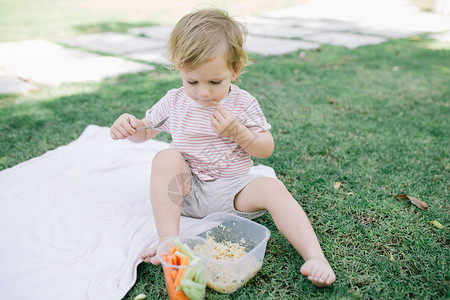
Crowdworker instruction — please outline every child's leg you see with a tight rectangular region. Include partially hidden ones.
[234,177,336,287]
[140,149,191,264]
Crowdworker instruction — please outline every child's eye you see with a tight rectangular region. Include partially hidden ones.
[211,81,222,85]
[187,81,198,85]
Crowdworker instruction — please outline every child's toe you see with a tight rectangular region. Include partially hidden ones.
[312,268,322,280]
[301,258,336,287]
[326,272,336,284]
[322,273,331,283]
[300,264,312,276]
[315,269,326,282]
[150,256,161,265]
[140,247,158,263]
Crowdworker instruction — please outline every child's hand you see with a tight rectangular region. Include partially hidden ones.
[110,113,141,140]
[211,104,243,139]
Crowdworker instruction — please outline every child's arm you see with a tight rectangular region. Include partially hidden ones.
[211,104,274,158]
[110,113,159,143]
[233,128,273,158]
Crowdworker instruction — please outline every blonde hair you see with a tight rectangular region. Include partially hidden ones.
[166,8,247,77]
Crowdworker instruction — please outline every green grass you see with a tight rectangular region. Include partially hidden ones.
[1,37,448,299]
[1,1,449,298]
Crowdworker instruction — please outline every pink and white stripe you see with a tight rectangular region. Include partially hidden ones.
[146,84,271,181]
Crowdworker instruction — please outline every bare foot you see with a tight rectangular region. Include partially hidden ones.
[300,257,336,287]
[140,236,175,265]
[140,247,161,265]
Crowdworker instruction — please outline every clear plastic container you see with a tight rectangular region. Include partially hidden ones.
[191,212,271,294]
[157,236,211,300]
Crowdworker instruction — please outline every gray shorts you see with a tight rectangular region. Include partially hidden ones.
[180,167,267,220]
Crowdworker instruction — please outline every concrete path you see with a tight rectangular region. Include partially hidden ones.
[0,40,154,87]
[0,70,39,94]
[0,0,448,94]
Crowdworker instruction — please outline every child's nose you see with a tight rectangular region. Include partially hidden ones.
[199,85,211,98]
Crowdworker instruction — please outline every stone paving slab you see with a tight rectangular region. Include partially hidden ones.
[263,0,450,33]
[247,24,322,39]
[245,15,356,31]
[248,21,420,40]
[349,28,422,39]
[128,25,174,41]
[127,49,170,65]
[0,70,39,94]
[0,40,154,86]
[302,32,388,49]
[245,15,392,49]
[245,35,320,55]
[286,19,358,31]
[429,31,450,42]
[61,32,165,55]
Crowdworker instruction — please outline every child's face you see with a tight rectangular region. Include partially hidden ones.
[180,55,238,107]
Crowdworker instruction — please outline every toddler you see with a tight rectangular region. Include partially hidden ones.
[110,8,335,287]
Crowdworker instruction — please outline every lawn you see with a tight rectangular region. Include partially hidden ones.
[1,1,449,299]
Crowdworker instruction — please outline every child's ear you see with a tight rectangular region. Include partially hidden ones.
[231,71,239,81]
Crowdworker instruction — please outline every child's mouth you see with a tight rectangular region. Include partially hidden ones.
[198,99,218,106]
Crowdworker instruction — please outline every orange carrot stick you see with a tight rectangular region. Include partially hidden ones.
[174,290,189,300]
[174,256,189,288]
[163,255,171,264]
[181,256,189,265]
[171,254,177,265]
[171,269,177,281]
[163,257,174,287]
[163,266,174,299]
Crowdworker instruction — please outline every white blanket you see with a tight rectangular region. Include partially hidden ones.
[0,125,276,300]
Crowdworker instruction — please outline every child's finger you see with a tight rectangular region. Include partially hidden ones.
[115,125,131,138]
[214,104,228,118]
[128,116,141,130]
[213,108,226,123]
[210,115,220,132]
[121,122,136,135]
[111,127,127,139]
[213,113,226,127]
[110,129,120,140]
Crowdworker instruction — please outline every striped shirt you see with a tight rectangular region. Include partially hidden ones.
[146,84,271,181]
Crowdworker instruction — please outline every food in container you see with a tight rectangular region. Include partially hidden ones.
[192,213,270,293]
